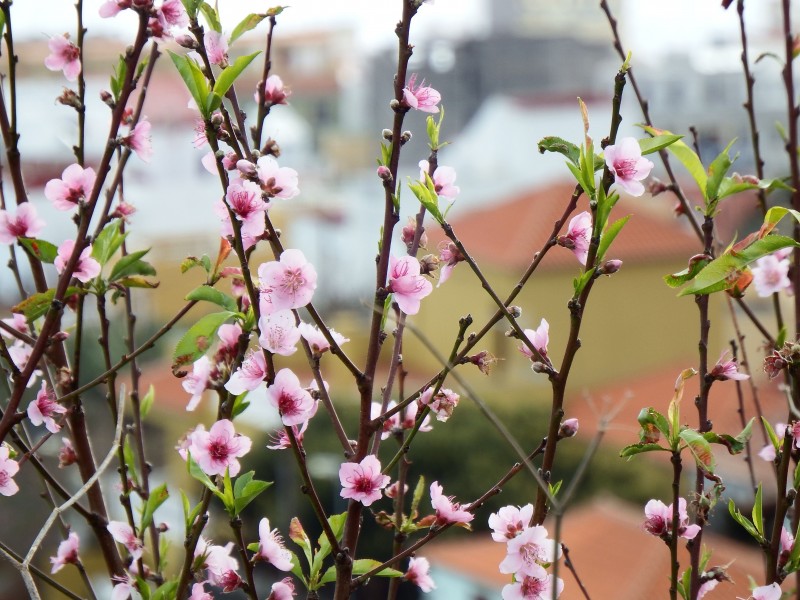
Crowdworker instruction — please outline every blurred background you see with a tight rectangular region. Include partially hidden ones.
[0,0,796,598]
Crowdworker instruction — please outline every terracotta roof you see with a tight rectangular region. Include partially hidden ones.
[431,181,703,272]
[422,496,766,599]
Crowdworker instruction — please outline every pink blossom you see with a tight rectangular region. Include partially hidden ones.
[267,577,296,600]
[437,241,464,286]
[205,31,229,66]
[403,399,432,432]
[44,164,97,211]
[99,0,130,18]
[500,525,559,578]
[419,387,460,422]
[558,418,579,439]
[217,322,243,356]
[195,537,240,587]
[224,350,267,395]
[259,310,301,356]
[177,424,205,462]
[558,211,592,265]
[266,368,316,426]
[519,319,549,359]
[603,137,654,197]
[50,532,80,573]
[298,322,349,354]
[256,155,300,200]
[157,0,188,28]
[0,204,46,243]
[123,118,153,162]
[419,160,460,201]
[749,583,783,600]
[110,574,136,600]
[387,255,433,315]
[257,74,291,106]
[710,350,750,381]
[0,445,19,496]
[8,342,36,385]
[188,583,213,600]
[502,573,563,600]
[791,422,800,451]
[371,401,400,440]
[698,580,719,599]
[44,35,81,82]
[339,455,390,506]
[1,313,27,338]
[258,249,317,314]
[107,521,144,561]
[402,74,441,113]
[385,480,408,499]
[27,381,67,433]
[430,481,473,526]
[215,178,268,245]
[189,419,252,476]
[405,556,436,592]
[752,252,792,297]
[489,504,534,542]
[54,240,101,283]
[643,498,700,540]
[256,518,294,571]
[267,420,309,450]
[183,355,211,411]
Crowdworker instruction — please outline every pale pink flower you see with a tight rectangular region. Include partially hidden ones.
[257,74,291,106]
[502,573,563,600]
[489,504,534,542]
[298,322,349,354]
[419,387,460,422]
[267,577,296,600]
[99,0,130,18]
[403,399,432,432]
[437,241,464,286]
[372,401,400,440]
[44,35,81,82]
[0,445,19,496]
[50,532,80,573]
[259,310,301,356]
[266,368,316,427]
[781,526,794,561]
[0,204,46,243]
[559,211,592,265]
[110,574,136,600]
[258,249,317,314]
[256,155,300,200]
[643,498,700,540]
[123,118,153,162]
[202,150,238,174]
[698,580,719,599]
[1,313,27,338]
[27,381,67,433]
[604,137,654,197]
[183,355,211,411]
[205,31,229,66]
[157,0,188,28]
[402,74,441,113]
[519,319,549,359]
[107,521,144,561]
[215,178,268,245]
[752,253,792,297]
[387,255,433,315]
[749,583,783,600]
[792,422,800,451]
[710,350,749,381]
[195,537,239,587]
[45,164,97,211]
[385,480,408,499]
[217,322,243,355]
[339,455,390,506]
[419,160,460,201]
[405,556,436,592]
[224,350,267,395]
[188,583,212,600]
[256,518,294,571]
[189,419,252,476]
[177,424,205,462]
[500,525,559,578]
[267,420,309,450]
[430,481,473,526]
[8,342,36,385]
[54,240,101,283]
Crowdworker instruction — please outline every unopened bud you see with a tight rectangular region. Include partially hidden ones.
[376,165,392,182]
[508,306,522,318]
[648,178,669,196]
[599,259,622,275]
[401,217,423,249]
[261,137,280,157]
[400,130,412,144]
[57,88,82,110]
[382,129,393,140]
[236,159,257,177]
[389,99,401,110]
[210,112,225,127]
[175,34,197,49]
[531,362,546,373]
[419,254,439,276]
[556,234,574,250]
[157,522,169,533]
[99,90,115,108]
[558,418,579,439]
[58,438,78,468]
[52,331,70,342]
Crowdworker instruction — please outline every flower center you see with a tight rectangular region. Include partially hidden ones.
[613,157,637,179]
[520,575,546,597]
[209,440,229,462]
[281,268,305,294]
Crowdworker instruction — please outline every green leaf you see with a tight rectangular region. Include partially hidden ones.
[266,5,287,17]
[643,126,707,196]
[198,2,222,31]
[213,51,261,100]
[312,513,347,579]
[233,474,272,516]
[140,384,155,419]
[702,418,753,455]
[638,133,683,156]
[597,214,630,262]
[231,13,267,43]
[172,310,235,370]
[110,249,156,281]
[320,560,402,584]
[379,142,392,167]
[752,483,764,536]
[679,429,716,474]
[787,519,800,572]
[11,286,82,320]
[572,269,594,298]
[408,177,442,223]
[637,407,671,439]
[664,256,711,288]
[181,489,204,534]
[110,54,126,102]
[289,517,313,569]
[167,50,211,118]
[123,436,139,488]
[93,221,127,266]
[230,393,250,419]
[538,136,580,166]
[18,238,58,264]
[762,417,781,457]
[728,498,762,542]
[151,581,178,600]
[566,160,592,198]
[619,442,670,458]
[185,285,238,312]
[181,255,212,274]
[410,475,425,517]
[186,452,224,502]
[705,139,737,205]
[668,368,696,446]
[180,0,202,18]
[115,276,159,290]
[141,483,169,530]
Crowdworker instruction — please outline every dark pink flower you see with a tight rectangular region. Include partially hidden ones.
[44,35,81,82]
[604,137,654,197]
[45,164,97,211]
[54,240,101,283]
[0,204,45,243]
[419,387,460,422]
[215,178,267,246]
[27,382,67,433]
[258,249,317,314]
[195,537,239,588]
[405,557,436,592]
[266,368,316,427]
[558,211,592,265]
[256,518,293,571]
[50,532,80,573]
[0,445,19,496]
[339,455,390,506]
[430,481,473,526]
[107,521,144,561]
[267,421,308,450]
[256,74,291,106]
[643,498,700,540]
[402,74,441,113]
[387,255,433,315]
[189,419,252,476]
[710,351,749,381]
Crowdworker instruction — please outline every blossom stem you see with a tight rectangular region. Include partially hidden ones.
[230,516,258,600]
[669,451,681,600]
[252,14,277,150]
[74,0,86,165]
[0,540,83,600]
[767,428,794,583]
[175,494,212,599]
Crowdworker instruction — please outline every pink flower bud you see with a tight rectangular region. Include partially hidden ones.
[558,418,579,438]
[175,34,197,49]
[376,165,392,181]
[599,259,622,275]
[236,160,257,177]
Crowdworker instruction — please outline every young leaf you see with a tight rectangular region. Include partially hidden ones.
[320,560,402,584]
[664,256,711,288]
[213,51,261,99]
[668,368,696,446]
[18,238,58,264]
[140,384,155,419]
[233,475,272,516]
[596,214,630,262]
[679,429,716,474]
[181,254,213,274]
[538,136,580,166]
[620,443,670,458]
[289,517,313,569]
[93,220,127,265]
[172,310,235,370]
[752,483,764,537]
[408,177,442,223]
[185,285,238,312]
[168,50,211,118]
[11,286,82,321]
[704,139,737,205]
[231,13,267,43]
[312,513,347,579]
[638,133,682,156]
[198,2,221,32]
[151,581,178,600]
[186,452,224,502]
[642,126,707,196]
[123,436,140,488]
[141,483,169,530]
[110,249,156,282]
